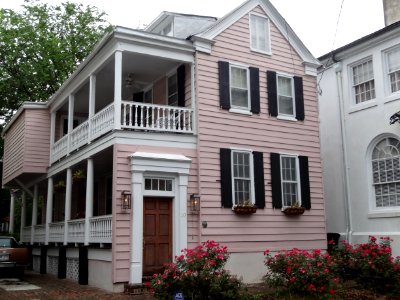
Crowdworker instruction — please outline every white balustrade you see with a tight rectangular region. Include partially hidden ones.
[48,222,64,243]
[67,219,85,244]
[91,103,115,140]
[121,101,193,133]
[70,121,89,152]
[51,135,68,163]
[34,224,46,244]
[21,226,31,243]
[89,215,112,244]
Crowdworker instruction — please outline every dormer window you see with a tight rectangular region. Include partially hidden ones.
[249,13,271,54]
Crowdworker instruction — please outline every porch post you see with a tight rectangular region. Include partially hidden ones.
[67,95,75,155]
[64,168,72,245]
[114,50,122,130]
[31,184,38,244]
[45,177,54,245]
[88,75,96,143]
[9,191,15,234]
[49,112,56,165]
[191,63,197,134]
[84,158,94,246]
[20,192,26,241]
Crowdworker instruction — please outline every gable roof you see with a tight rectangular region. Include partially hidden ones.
[195,0,320,67]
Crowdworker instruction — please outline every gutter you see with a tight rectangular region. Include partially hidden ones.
[334,62,353,242]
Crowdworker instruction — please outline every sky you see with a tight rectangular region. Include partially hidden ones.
[1,0,385,58]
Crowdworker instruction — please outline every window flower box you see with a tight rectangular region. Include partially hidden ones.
[232,201,257,215]
[282,206,305,216]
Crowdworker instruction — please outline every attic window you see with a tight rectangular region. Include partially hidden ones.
[160,22,173,36]
[249,13,271,54]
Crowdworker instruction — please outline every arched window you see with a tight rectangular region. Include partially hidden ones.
[372,137,400,208]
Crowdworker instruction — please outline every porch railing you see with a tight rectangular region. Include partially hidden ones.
[67,219,85,244]
[89,215,112,244]
[49,221,64,243]
[121,101,193,133]
[33,224,46,244]
[50,101,193,163]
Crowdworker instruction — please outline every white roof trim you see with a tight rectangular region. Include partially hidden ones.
[196,0,320,67]
[131,152,191,162]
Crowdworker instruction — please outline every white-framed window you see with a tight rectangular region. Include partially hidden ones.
[280,155,301,207]
[144,178,173,192]
[386,47,400,94]
[231,150,254,205]
[352,58,375,104]
[167,73,178,106]
[277,74,295,117]
[230,65,250,110]
[371,137,400,208]
[249,13,271,54]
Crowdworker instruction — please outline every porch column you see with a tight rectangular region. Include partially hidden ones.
[114,50,122,130]
[49,112,56,164]
[88,75,96,143]
[64,168,72,245]
[9,191,15,234]
[191,63,197,134]
[67,95,75,155]
[84,158,94,245]
[31,184,38,244]
[45,177,54,245]
[20,192,26,241]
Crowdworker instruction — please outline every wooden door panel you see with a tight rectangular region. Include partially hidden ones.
[143,197,172,276]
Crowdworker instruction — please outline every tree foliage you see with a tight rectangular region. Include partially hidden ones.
[0,0,112,122]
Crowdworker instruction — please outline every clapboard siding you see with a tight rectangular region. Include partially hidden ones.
[3,108,50,186]
[112,143,198,283]
[196,5,326,252]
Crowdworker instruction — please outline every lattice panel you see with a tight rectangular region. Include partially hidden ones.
[66,258,79,281]
[47,256,58,275]
[32,255,40,272]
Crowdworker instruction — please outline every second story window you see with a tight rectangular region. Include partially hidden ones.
[249,13,271,54]
[387,47,400,93]
[230,65,249,110]
[277,75,295,117]
[352,59,375,104]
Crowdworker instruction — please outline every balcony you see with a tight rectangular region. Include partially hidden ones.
[51,102,193,164]
[21,215,112,245]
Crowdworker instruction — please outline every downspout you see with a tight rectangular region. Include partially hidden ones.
[334,62,353,242]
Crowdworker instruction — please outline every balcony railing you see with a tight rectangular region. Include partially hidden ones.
[50,102,193,164]
[22,215,112,245]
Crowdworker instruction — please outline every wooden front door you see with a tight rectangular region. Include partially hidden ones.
[143,197,172,276]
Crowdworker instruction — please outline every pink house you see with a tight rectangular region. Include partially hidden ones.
[3,0,325,291]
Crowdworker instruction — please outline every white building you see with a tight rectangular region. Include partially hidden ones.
[318,5,400,255]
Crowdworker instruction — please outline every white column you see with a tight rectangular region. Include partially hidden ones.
[67,95,75,154]
[9,191,15,234]
[191,62,197,134]
[88,75,96,143]
[130,171,143,284]
[31,184,38,244]
[20,192,26,241]
[45,177,54,245]
[114,51,122,130]
[84,158,94,245]
[49,112,56,163]
[64,168,72,245]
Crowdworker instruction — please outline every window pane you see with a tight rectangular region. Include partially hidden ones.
[278,77,292,96]
[231,89,248,107]
[250,14,269,52]
[145,178,151,190]
[353,59,375,103]
[278,96,294,115]
[234,179,251,205]
[166,180,173,191]
[231,67,247,88]
[388,48,400,73]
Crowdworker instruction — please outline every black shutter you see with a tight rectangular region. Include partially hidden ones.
[249,67,260,114]
[220,148,233,208]
[267,71,278,117]
[253,151,265,208]
[177,64,186,107]
[294,76,304,121]
[218,61,230,109]
[270,152,282,209]
[299,155,311,209]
